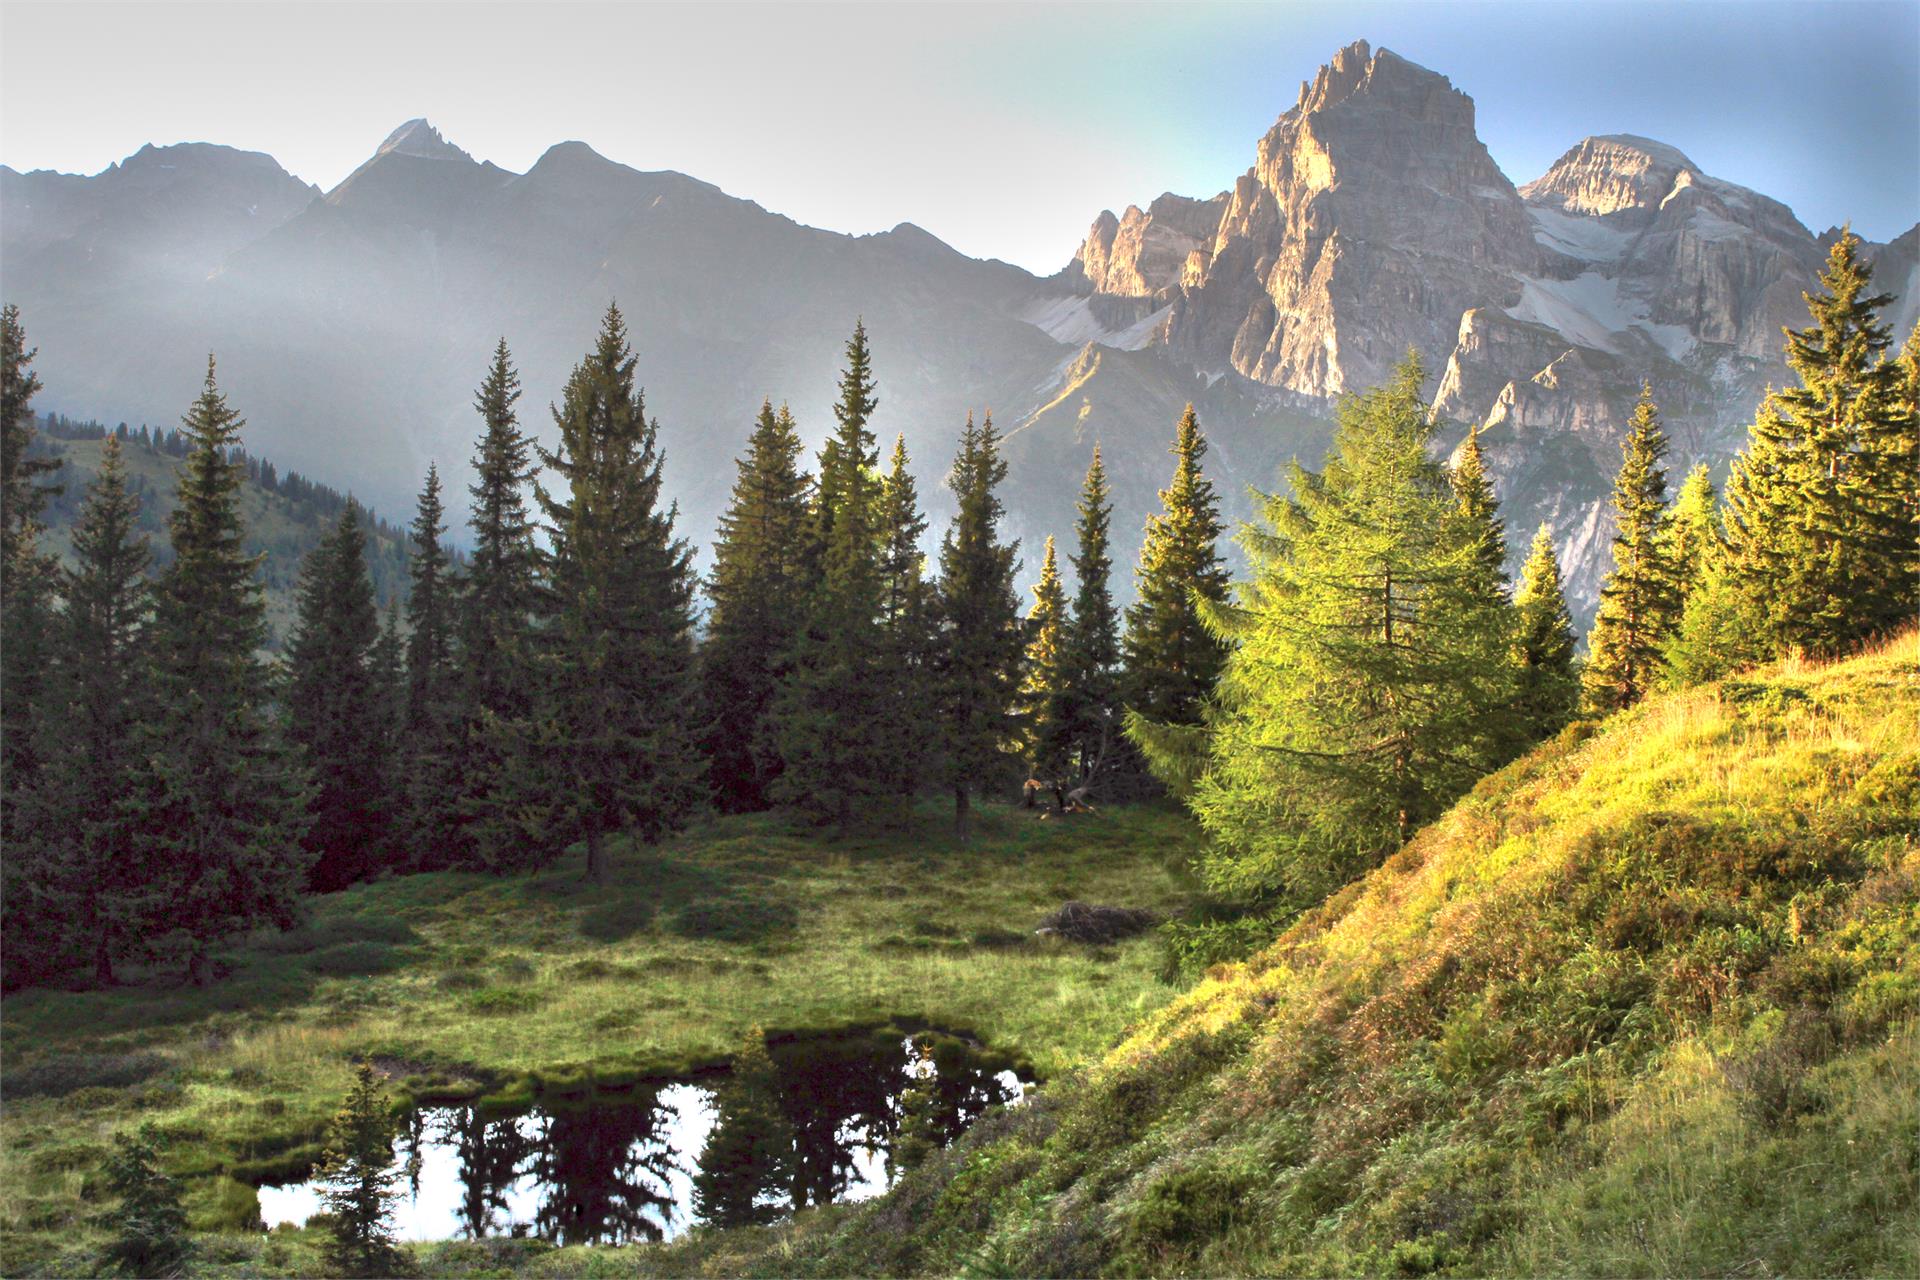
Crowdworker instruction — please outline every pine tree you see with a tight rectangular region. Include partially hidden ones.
[701,401,813,812]
[1661,462,1718,607]
[134,360,311,982]
[317,1063,406,1278]
[692,1029,794,1228]
[1583,387,1682,713]
[458,341,542,868]
[1021,536,1073,783]
[1722,233,1914,654]
[1451,426,1509,595]
[285,504,392,890]
[875,434,936,798]
[1059,447,1122,785]
[774,322,896,830]
[40,436,153,984]
[1512,524,1579,740]
[935,412,1024,840]
[1122,404,1231,730]
[100,1125,189,1277]
[402,466,464,867]
[519,304,704,881]
[1163,354,1518,904]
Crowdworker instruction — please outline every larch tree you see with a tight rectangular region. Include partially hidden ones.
[285,503,393,891]
[1511,524,1579,741]
[1122,404,1231,730]
[1059,447,1122,784]
[1161,354,1518,905]
[1583,387,1682,714]
[701,401,813,812]
[934,412,1023,840]
[521,304,704,882]
[134,360,311,982]
[774,322,896,830]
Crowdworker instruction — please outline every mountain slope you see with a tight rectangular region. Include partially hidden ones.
[646,633,1920,1277]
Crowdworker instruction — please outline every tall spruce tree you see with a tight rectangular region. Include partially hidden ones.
[1122,404,1231,729]
[1583,387,1682,713]
[0,304,61,865]
[875,434,937,798]
[773,323,896,830]
[134,360,310,981]
[1059,447,1122,784]
[1721,232,1914,655]
[286,503,393,891]
[1021,536,1073,781]
[402,465,463,867]
[934,412,1024,840]
[519,305,704,881]
[459,341,542,868]
[702,401,813,812]
[1159,354,1518,904]
[1661,462,1719,607]
[1451,426,1509,595]
[39,436,154,983]
[1512,524,1579,741]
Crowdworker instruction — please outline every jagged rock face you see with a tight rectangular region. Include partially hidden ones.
[1073,194,1226,298]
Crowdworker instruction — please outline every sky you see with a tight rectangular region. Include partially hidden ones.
[2,1,1916,273]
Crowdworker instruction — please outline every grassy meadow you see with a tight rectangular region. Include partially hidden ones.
[0,803,1201,1275]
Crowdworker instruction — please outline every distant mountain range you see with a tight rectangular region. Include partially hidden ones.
[4,39,1912,622]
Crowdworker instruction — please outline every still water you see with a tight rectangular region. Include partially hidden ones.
[258,1031,1025,1245]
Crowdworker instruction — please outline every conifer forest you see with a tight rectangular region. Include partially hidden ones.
[1,9,1916,1278]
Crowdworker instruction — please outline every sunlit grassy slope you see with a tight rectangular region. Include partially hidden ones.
[641,633,1918,1278]
[0,804,1199,1275]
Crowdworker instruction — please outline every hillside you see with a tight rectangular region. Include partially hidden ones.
[634,634,1919,1278]
[25,417,410,646]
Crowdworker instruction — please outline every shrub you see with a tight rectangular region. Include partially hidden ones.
[3,1052,169,1099]
[668,896,798,945]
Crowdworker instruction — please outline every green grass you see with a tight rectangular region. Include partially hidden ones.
[604,633,1919,1278]
[0,802,1201,1276]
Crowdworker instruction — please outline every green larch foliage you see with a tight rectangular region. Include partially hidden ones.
[1512,523,1579,740]
[774,322,896,831]
[1122,404,1231,730]
[1171,354,1519,905]
[1723,233,1913,655]
[514,304,704,882]
[1021,535,1073,779]
[285,503,393,891]
[935,411,1024,840]
[317,1063,406,1278]
[1583,387,1682,713]
[1060,446,1123,784]
[702,400,813,812]
[135,359,311,983]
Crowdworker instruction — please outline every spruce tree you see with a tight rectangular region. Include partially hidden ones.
[1512,524,1579,741]
[934,412,1023,840]
[402,465,463,867]
[1122,404,1231,729]
[875,434,936,798]
[773,322,896,830]
[285,503,392,891]
[1722,233,1914,655]
[1583,387,1682,713]
[100,1125,190,1277]
[1059,447,1122,784]
[1163,354,1518,904]
[692,1029,794,1228]
[317,1063,406,1278]
[1451,426,1509,594]
[40,436,154,983]
[520,304,704,881]
[1021,536,1073,783]
[1661,462,1719,607]
[458,341,542,868]
[701,402,812,812]
[135,360,310,982]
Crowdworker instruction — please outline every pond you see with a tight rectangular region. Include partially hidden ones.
[257,1029,1027,1245]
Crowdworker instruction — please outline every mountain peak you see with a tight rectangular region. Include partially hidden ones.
[374,118,474,164]
[1520,135,1698,218]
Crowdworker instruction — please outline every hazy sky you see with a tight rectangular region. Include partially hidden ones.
[3,1,1915,272]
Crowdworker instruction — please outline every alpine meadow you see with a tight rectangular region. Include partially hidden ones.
[1,6,1916,1279]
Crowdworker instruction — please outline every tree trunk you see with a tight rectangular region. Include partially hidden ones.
[584,828,607,885]
[94,929,115,987]
[953,783,971,843]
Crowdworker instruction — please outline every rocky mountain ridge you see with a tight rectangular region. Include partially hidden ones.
[4,39,1911,621]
